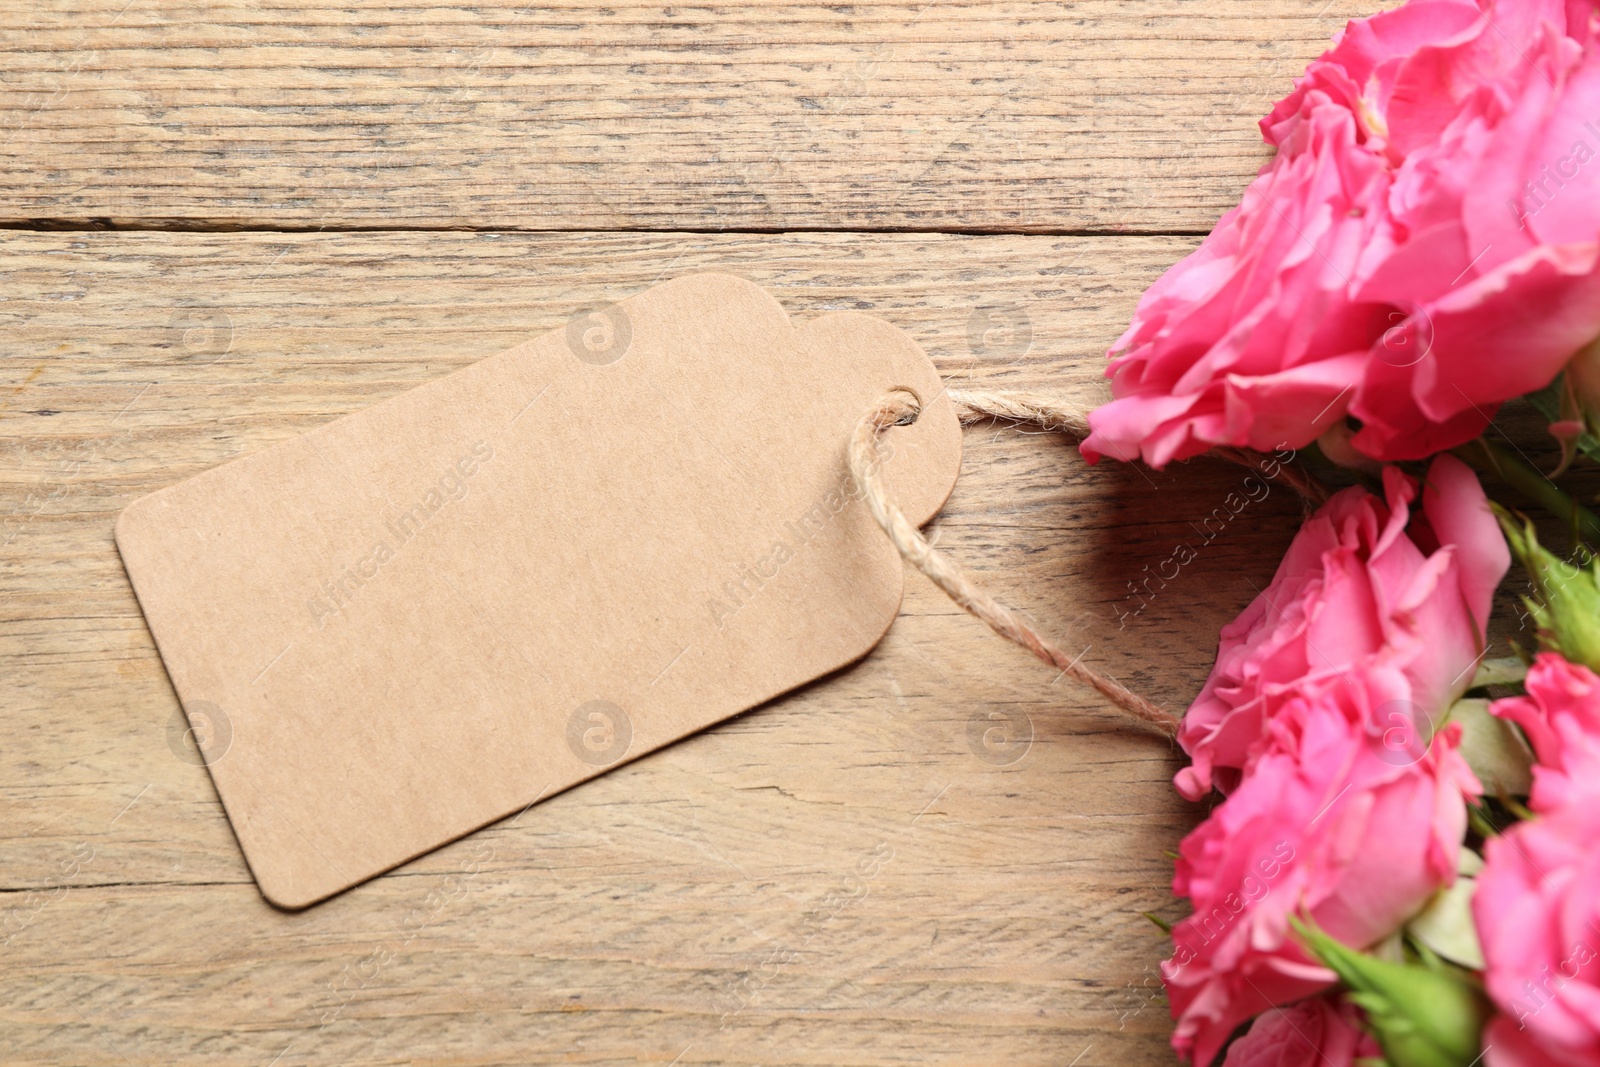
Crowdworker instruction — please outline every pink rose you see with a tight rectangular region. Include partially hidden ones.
[1082,0,1600,468]
[1176,454,1507,800]
[1222,996,1381,1066]
[1474,800,1600,1066]
[1491,652,1600,812]
[1165,693,1478,1066]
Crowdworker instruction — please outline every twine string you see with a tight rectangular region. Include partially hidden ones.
[849,389,1178,737]
[848,388,1328,739]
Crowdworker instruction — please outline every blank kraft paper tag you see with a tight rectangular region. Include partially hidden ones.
[115,273,963,908]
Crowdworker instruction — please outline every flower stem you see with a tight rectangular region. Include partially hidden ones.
[1454,437,1600,549]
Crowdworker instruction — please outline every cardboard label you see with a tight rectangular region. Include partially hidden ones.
[116,273,962,908]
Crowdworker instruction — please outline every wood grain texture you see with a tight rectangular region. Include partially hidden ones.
[0,230,1331,1065]
[4,2,1472,1062]
[0,0,1382,232]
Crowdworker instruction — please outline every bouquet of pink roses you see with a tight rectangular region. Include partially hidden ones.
[1082,1,1600,1063]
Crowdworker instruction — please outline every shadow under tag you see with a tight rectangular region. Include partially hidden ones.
[115,273,963,908]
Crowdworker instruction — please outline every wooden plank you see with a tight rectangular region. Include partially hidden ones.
[0,229,1332,1065]
[0,0,1379,232]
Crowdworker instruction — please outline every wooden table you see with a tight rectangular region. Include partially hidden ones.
[1,3,1381,1063]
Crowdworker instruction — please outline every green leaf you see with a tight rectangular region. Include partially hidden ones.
[1407,878,1486,971]
[1467,657,1528,689]
[1495,506,1600,670]
[1527,377,1600,464]
[1293,917,1489,1067]
[1445,698,1533,798]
